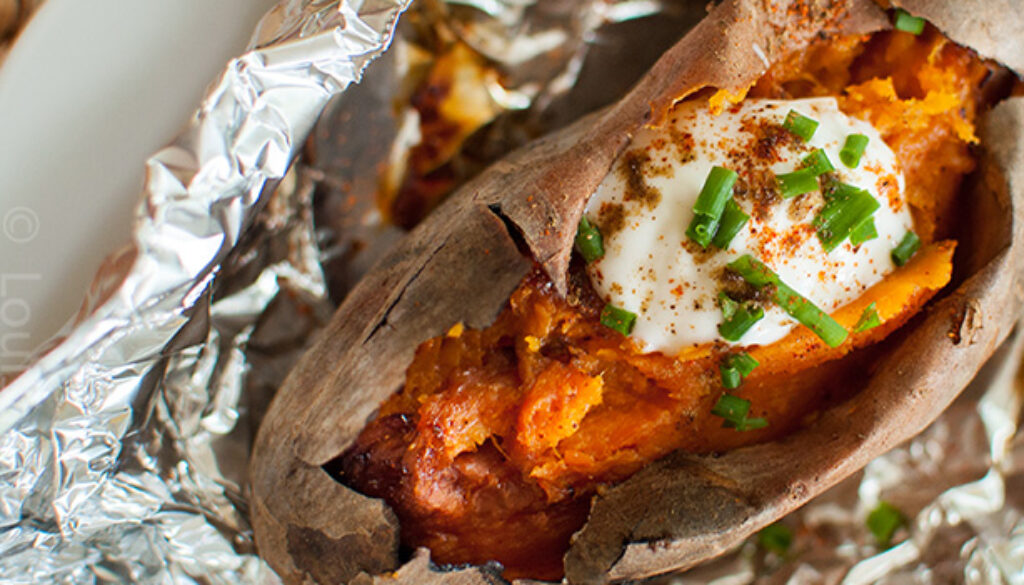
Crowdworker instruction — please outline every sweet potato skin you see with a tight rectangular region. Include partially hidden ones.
[249,1,1024,584]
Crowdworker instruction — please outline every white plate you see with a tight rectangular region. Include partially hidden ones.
[0,0,279,374]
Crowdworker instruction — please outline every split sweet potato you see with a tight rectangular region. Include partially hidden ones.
[249,1,1024,583]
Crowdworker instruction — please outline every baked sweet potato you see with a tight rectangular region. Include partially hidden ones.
[249,1,1024,583]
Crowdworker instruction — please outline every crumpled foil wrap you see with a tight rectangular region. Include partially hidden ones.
[0,0,412,581]
[0,1,1022,584]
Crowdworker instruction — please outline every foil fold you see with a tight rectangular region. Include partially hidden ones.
[0,0,409,582]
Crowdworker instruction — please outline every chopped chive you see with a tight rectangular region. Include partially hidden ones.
[728,352,759,376]
[782,110,819,142]
[686,166,738,248]
[802,149,834,176]
[850,217,878,246]
[600,304,637,336]
[727,255,849,347]
[775,281,849,347]
[853,302,881,333]
[711,394,768,431]
[574,216,604,263]
[718,292,738,320]
[814,186,880,252]
[721,353,759,389]
[823,179,862,201]
[840,134,869,168]
[719,303,765,342]
[726,254,777,287]
[720,365,742,389]
[712,394,749,423]
[758,523,794,556]
[739,416,768,431]
[776,168,820,199]
[867,501,905,548]
[692,166,739,217]
[685,214,718,248]
[712,199,750,249]
[893,9,925,35]
[891,231,921,266]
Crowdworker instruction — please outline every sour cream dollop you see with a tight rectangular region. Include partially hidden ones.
[584,97,913,354]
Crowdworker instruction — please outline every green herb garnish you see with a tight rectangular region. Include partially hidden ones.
[711,394,768,431]
[727,255,849,347]
[840,134,869,168]
[854,302,881,333]
[686,166,738,248]
[718,300,765,342]
[728,352,759,376]
[758,523,794,556]
[782,110,819,142]
[574,216,604,263]
[720,352,759,389]
[718,292,738,320]
[726,254,776,286]
[814,185,880,252]
[802,148,835,176]
[686,215,718,248]
[600,304,637,336]
[894,9,925,35]
[823,178,862,201]
[720,365,742,389]
[867,501,905,547]
[850,217,878,246]
[776,168,820,199]
[891,231,921,266]
[775,284,848,347]
[712,199,750,249]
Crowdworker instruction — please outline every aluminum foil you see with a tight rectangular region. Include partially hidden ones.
[1,1,1022,585]
[0,0,411,581]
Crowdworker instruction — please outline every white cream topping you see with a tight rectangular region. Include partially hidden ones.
[584,97,913,355]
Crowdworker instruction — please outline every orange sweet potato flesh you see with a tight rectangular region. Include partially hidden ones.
[337,29,988,580]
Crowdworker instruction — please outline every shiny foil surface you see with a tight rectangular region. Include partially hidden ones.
[1,1,1022,584]
[0,0,410,582]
